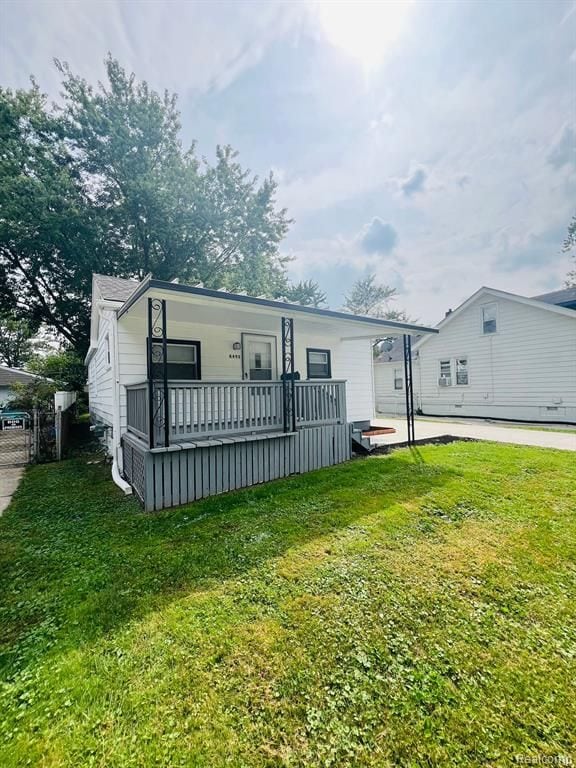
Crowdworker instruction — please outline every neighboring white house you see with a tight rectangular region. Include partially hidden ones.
[374,286,576,424]
[0,365,44,408]
[86,274,437,509]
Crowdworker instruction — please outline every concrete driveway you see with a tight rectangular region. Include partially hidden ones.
[371,416,576,451]
[0,465,25,515]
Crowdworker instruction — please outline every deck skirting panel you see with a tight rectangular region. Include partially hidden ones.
[122,423,353,511]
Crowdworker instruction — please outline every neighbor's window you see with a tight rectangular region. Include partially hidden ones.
[307,348,331,379]
[150,340,201,380]
[482,303,497,334]
[439,359,452,385]
[394,368,403,390]
[455,357,469,385]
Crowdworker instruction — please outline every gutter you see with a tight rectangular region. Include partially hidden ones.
[110,310,131,496]
[85,300,130,366]
[84,346,97,366]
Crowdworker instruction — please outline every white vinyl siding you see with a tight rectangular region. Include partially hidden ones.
[416,294,576,422]
[88,308,115,430]
[333,338,374,423]
[373,360,414,416]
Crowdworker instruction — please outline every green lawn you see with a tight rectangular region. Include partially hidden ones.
[1,443,575,767]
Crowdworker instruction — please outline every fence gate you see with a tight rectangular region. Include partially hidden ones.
[0,407,71,467]
[0,419,32,467]
[32,409,57,463]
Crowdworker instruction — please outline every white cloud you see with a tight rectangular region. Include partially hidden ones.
[0,0,302,99]
[280,1,575,323]
[2,0,573,325]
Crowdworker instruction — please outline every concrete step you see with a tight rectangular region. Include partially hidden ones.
[351,429,373,455]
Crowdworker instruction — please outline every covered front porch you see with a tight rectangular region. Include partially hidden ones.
[118,285,377,450]
[115,277,434,509]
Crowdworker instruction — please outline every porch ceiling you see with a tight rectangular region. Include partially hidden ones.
[118,279,438,339]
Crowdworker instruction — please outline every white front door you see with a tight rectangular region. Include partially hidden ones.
[242,334,277,381]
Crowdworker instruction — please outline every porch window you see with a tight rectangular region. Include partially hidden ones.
[150,340,201,380]
[482,303,497,334]
[455,357,469,385]
[394,368,403,390]
[307,348,331,379]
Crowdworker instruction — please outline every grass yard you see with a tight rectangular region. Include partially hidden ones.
[1,443,575,767]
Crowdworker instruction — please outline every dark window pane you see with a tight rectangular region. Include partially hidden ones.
[151,342,200,380]
[307,349,331,379]
[250,368,272,380]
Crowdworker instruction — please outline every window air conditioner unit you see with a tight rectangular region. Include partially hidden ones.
[438,377,451,387]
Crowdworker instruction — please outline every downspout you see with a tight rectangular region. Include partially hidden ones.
[111,310,132,496]
[112,457,131,495]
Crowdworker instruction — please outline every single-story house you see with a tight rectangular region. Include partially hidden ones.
[0,365,43,409]
[374,286,576,424]
[86,274,437,511]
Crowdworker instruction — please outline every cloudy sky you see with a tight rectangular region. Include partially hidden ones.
[1,0,575,324]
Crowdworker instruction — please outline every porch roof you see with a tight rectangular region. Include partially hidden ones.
[117,275,438,338]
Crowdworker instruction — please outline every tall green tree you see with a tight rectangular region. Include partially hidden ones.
[27,349,86,391]
[57,56,291,290]
[0,57,292,354]
[0,315,36,368]
[281,280,327,307]
[0,84,111,350]
[342,274,410,320]
[563,214,576,287]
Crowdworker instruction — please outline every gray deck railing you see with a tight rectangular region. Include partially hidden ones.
[125,383,148,441]
[126,380,346,444]
[295,380,347,427]
[169,381,284,440]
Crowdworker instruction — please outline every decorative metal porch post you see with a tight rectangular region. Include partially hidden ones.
[281,317,296,433]
[403,334,415,445]
[147,298,170,448]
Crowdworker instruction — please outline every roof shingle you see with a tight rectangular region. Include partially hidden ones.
[531,287,576,309]
[94,274,140,302]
